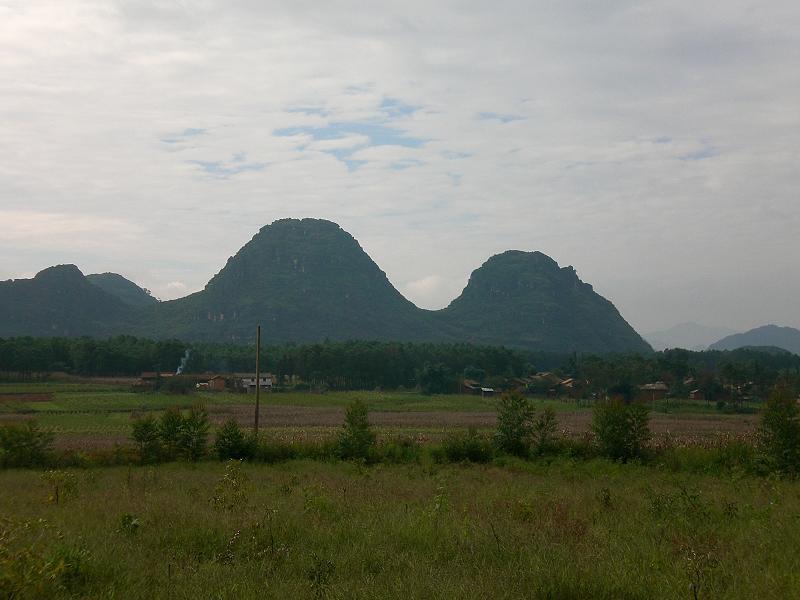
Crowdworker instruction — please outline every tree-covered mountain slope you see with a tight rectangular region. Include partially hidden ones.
[136,219,448,343]
[0,265,132,337]
[86,273,158,307]
[438,251,651,353]
[1,219,651,353]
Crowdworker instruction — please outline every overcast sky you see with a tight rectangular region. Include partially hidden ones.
[1,1,799,334]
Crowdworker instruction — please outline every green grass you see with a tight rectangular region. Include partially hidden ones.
[1,384,582,414]
[1,459,798,598]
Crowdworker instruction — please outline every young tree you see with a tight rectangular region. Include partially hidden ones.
[758,385,800,475]
[337,400,376,460]
[179,404,210,462]
[214,419,255,461]
[592,399,650,461]
[532,406,558,455]
[494,391,535,457]
[131,414,161,463]
[158,408,184,461]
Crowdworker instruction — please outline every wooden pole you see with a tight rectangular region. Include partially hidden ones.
[254,324,261,436]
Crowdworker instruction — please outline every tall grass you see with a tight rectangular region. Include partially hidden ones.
[1,460,798,598]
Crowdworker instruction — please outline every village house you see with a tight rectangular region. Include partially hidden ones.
[206,375,227,392]
[689,389,705,401]
[639,382,669,401]
[240,374,273,393]
[462,379,481,394]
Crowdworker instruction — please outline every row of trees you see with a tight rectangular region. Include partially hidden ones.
[1,336,799,397]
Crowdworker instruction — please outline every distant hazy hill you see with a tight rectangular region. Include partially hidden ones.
[1,218,652,353]
[87,273,158,307]
[709,325,800,355]
[440,251,651,354]
[644,322,736,351]
[0,265,131,337]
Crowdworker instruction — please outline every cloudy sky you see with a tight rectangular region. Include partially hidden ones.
[1,0,799,334]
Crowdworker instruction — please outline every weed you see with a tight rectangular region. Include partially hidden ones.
[41,470,77,505]
[118,514,141,536]
[211,461,249,511]
[306,552,335,599]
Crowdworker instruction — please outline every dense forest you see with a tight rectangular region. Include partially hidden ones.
[1,336,799,397]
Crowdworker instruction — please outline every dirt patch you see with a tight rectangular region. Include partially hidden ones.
[208,405,758,437]
[0,392,54,402]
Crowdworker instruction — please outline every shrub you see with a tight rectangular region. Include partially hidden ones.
[494,391,535,457]
[254,439,299,463]
[336,400,375,460]
[440,428,493,463]
[379,437,422,464]
[131,415,161,463]
[179,404,210,462]
[214,420,255,461]
[758,385,800,475]
[0,421,53,468]
[592,399,650,461]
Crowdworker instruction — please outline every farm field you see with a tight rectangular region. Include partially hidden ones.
[0,383,758,450]
[1,460,799,599]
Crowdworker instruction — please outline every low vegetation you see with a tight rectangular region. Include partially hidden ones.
[1,459,799,598]
[1,384,800,598]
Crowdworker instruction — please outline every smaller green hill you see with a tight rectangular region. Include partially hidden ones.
[87,273,158,307]
[439,251,652,354]
[0,265,132,337]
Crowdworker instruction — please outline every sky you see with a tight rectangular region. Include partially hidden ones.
[1,0,799,335]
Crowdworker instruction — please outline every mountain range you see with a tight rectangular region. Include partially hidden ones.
[709,325,800,355]
[0,218,651,353]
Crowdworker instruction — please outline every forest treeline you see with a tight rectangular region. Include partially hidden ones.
[1,336,799,395]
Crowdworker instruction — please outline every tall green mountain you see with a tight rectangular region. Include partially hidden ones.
[86,273,158,307]
[137,219,443,343]
[709,325,800,355]
[439,251,651,353]
[1,219,651,353]
[0,265,132,337]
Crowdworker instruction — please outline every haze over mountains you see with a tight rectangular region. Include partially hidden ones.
[1,218,653,353]
[644,323,737,351]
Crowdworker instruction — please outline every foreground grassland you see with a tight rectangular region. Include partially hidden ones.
[1,460,799,599]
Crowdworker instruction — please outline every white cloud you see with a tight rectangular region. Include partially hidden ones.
[1,0,799,331]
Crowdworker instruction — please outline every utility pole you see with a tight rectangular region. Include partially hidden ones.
[254,324,261,436]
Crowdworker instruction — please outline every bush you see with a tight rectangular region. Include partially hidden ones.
[214,420,255,461]
[130,415,160,464]
[337,400,375,460]
[494,391,535,457]
[758,385,800,475]
[0,421,53,468]
[379,437,422,464]
[592,399,650,461]
[440,428,493,463]
[254,439,299,463]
